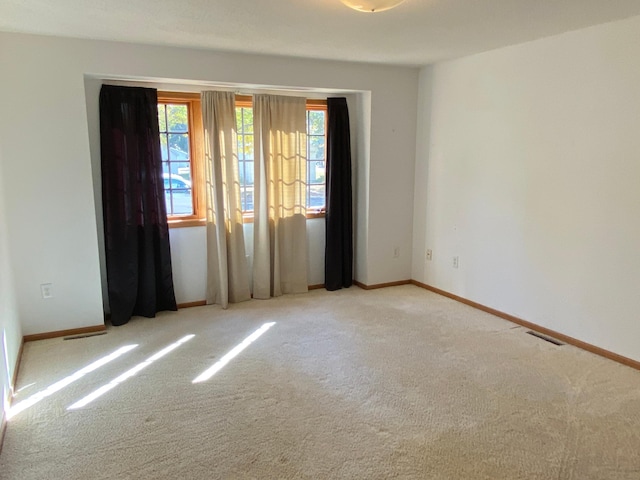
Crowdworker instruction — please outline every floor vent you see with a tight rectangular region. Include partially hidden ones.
[526,330,564,346]
[64,332,108,341]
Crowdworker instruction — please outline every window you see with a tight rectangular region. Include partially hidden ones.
[157,93,325,227]
[306,100,327,213]
[235,96,255,214]
[234,97,327,219]
[157,92,204,226]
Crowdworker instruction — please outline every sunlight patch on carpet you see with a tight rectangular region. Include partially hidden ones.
[193,322,276,383]
[67,335,194,410]
[8,344,138,419]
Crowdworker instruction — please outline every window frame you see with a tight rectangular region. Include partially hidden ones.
[236,97,328,223]
[158,93,327,228]
[157,92,205,228]
[235,95,255,223]
[305,99,328,220]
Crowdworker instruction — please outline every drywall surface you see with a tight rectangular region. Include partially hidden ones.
[0,147,22,419]
[0,37,105,335]
[413,15,640,361]
[0,32,417,332]
[167,219,325,306]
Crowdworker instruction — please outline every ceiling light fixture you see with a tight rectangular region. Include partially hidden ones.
[340,0,406,13]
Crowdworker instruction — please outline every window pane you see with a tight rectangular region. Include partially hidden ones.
[238,160,246,186]
[308,110,325,135]
[245,161,254,186]
[243,108,254,134]
[309,185,325,209]
[309,136,325,160]
[242,187,254,212]
[237,135,245,161]
[309,160,325,184]
[158,97,197,220]
[243,135,254,160]
[236,108,243,131]
[164,190,172,215]
[171,189,193,215]
[160,134,169,161]
[238,160,254,190]
[166,104,188,133]
[168,134,190,160]
[170,162,192,183]
[158,105,167,133]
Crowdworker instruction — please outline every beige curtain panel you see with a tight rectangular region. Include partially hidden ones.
[253,95,309,299]
[202,91,251,308]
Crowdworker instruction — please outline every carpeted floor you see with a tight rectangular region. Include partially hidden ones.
[2,285,640,479]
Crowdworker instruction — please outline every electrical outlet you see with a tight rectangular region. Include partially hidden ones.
[426,249,432,261]
[393,246,400,258]
[41,283,53,299]
[453,256,459,269]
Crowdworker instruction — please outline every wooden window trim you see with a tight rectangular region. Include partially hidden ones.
[168,218,206,228]
[236,95,252,108]
[305,99,327,218]
[158,92,205,227]
[306,99,327,110]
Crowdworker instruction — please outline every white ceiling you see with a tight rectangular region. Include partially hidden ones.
[2,0,640,66]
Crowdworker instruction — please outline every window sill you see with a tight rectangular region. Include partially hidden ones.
[241,211,325,224]
[168,212,325,228]
[167,218,206,229]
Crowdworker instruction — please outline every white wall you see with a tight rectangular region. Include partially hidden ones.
[0,36,105,336]
[165,219,326,306]
[0,32,418,333]
[0,145,22,420]
[413,15,640,362]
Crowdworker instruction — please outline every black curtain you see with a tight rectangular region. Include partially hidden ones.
[324,97,353,291]
[100,85,177,326]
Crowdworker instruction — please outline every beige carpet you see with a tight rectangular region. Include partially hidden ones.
[2,285,640,479]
